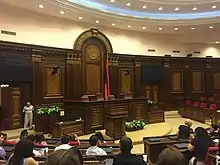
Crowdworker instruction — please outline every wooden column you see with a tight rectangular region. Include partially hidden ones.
[109,56,119,98]
[66,52,82,100]
[32,55,43,105]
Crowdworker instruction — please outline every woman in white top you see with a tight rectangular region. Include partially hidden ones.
[23,102,34,129]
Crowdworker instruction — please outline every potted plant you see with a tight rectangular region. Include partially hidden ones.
[35,105,60,133]
[125,120,146,132]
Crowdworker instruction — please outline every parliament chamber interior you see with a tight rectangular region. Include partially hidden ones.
[1,0,220,165]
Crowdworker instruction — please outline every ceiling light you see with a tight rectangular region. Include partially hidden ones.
[174,28,178,31]
[158,7,163,11]
[159,27,163,30]
[142,27,146,30]
[110,0,115,2]
[96,20,99,24]
[112,23,115,26]
[60,11,64,15]
[128,25,131,28]
[39,4,44,9]
[216,41,219,44]
[191,27,195,30]
[209,26,213,29]
[126,3,131,6]
[212,5,217,9]
[79,16,83,20]
[175,7,179,11]
[193,7,197,11]
[143,5,147,9]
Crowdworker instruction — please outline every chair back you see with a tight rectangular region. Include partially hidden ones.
[205,146,219,165]
[200,103,207,109]
[185,99,191,106]
[193,102,200,107]
[209,104,217,111]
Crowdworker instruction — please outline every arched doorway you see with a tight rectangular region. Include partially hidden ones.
[73,28,113,97]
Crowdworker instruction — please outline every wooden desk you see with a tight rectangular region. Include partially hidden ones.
[52,120,85,138]
[179,107,207,123]
[64,98,164,135]
[143,135,189,164]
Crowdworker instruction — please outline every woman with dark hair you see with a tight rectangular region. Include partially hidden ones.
[68,134,81,146]
[46,148,83,165]
[8,139,37,165]
[34,133,47,146]
[95,132,106,143]
[20,130,28,140]
[188,127,214,165]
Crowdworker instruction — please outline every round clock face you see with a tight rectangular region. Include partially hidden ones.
[86,45,100,60]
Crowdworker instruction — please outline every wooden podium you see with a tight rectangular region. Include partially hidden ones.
[105,105,128,140]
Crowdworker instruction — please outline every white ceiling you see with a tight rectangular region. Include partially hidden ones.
[0,0,220,43]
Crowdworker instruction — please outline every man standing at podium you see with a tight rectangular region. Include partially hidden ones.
[23,102,34,129]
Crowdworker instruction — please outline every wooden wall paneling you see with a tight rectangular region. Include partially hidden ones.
[109,56,119,98]
[42,54,65,104]
[65,52,82,100]
[134,60,145,97]
[204,57,214,96]
[11,87,21,129]
[169,57,185,109]
[1,87,12,130]
[82,38,104,96]
[189,58,206,99]
[183,58,191,98]
[119,67,133,96]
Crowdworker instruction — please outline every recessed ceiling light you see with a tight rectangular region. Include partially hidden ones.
[209,26,213,29]
[79,16,83,20]
[96,20,99,24]
[191,27,195,30]
[193,7,197,11]
[159,27,163,30]
[128,25,131,28]
[216,41,219,44]
[142,27,146,29]
[112,23,115,26]
[60,11,64,15]
[39,4,44,9]
[212,5,217,9]
[158,7,163,11]
[110,0,115,2]
[143,5,147,9]
[174,28,178,31]
[175,7,179,11]
[126,3,131,6]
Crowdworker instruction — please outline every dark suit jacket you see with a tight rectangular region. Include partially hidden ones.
[113,153,146,165]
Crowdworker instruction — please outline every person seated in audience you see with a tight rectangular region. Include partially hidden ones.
[156,147,187,165]
[86,135,107,156]
[188,127,214,165]
[54,135,72,151]
[34,133,47,146]
[26,135,41,156]
[208,124,218,138]
[0,133,16,145]
[68,134,81,146]
[46,148,83,165]
[95,132,106,144]
[113,136,145,165]
[7,139,38,165]
[0,139,6,160]
[178,119,193,139]
[20,129,28,140]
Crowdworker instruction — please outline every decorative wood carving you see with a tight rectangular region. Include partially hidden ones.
[12,88,21,128]
[73,28,113,54]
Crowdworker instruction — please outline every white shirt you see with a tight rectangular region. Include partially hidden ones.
[54,144,72,151]
[23,105,34,112]
[86,146,107,156]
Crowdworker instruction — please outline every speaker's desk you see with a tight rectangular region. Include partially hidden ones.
[64,98,164,136]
